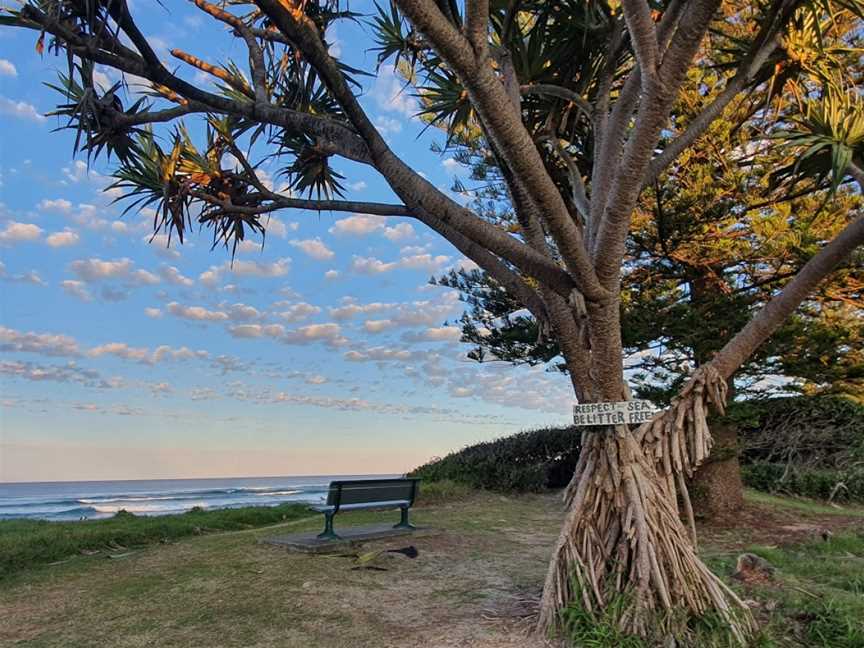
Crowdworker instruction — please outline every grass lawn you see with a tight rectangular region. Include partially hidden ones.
[0,486,862,647]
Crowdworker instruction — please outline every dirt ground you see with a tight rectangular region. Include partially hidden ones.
[1,490,862,648]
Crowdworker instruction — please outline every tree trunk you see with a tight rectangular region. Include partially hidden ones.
[538,366,753,643]
[689,422,745,518]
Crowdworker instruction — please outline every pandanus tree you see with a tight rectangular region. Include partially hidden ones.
[4,0,864,641]
[436,73,864,404]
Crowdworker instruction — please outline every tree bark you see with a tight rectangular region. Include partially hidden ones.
[689,421,745,517]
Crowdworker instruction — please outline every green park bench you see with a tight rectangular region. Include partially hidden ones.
[311,478,420,540]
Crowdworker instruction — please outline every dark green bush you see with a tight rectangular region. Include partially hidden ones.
[411,425,582,492]
[728,395,864,470]
[729,395,864,502]
[741,463,864,503]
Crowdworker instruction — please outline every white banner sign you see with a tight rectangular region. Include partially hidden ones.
[572,400,659,427]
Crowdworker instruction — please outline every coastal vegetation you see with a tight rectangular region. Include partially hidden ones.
[0,502,309,580]
[3,0,863,642]
[415,395,864,503]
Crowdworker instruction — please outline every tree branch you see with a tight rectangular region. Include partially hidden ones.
[621,0,659,78]
[465,0,489,56]
[646,36,780,183]
[393,0,609,302]
[520,84,592,121]
[253,0,586,300]
[17,4,372,165]
[188,0,268,102]
[711,214,864,379]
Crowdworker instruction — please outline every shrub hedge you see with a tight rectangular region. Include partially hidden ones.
[412,395,864,501]
[741,463,864,503]
[410,425,582,492]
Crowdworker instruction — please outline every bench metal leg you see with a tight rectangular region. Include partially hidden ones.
[393,506,415,530]
[317,511,340,540]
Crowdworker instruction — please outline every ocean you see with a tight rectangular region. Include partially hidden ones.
[0,475,399,521]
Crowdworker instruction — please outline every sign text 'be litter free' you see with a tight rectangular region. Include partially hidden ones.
[572,400,658,427]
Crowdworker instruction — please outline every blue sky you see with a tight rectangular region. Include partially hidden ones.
[0,3,575,482]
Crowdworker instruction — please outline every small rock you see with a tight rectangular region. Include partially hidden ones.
[732,553,775,584]
[301,581,313,589]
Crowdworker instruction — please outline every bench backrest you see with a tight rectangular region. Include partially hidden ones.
[325,478,419,510]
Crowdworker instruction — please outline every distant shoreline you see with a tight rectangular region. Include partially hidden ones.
[0,474,401,522]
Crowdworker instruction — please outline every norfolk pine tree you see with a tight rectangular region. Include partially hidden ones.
[4,0,864,642]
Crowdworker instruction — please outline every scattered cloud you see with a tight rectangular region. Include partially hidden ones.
[0,221,42,245]
[276,302,321,323]
[158,265,194,287]
[329,214,384,237]
[166,302,229,322]
[403,326,462,342]
[0,60,17,77]
[350,253,450,275]
[61,280,93,302]
[370,64,418,117]
[0,327,81,357]
[199,258,291,286]
[45,230,80,248]
[0,262,45,286]
[0,96,44,122]
[290,238,335,261]
[69,257,134,282]
[383,223,415,241]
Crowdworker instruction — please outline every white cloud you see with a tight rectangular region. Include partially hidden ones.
[0,221,42,245]
[329,299,392,320]
[290,238,335,261]
[370,64,418,117]
[146,233,181,259]
[442,158,461,174]
[200,258,291,286]
[38,198,73,212]
[277,302,321,322]
[225,303,261,322]
[227,323,286,339]
[61,280,93,302]
[374,115,403,136]
[324,269,340,280]
[344,346,415,363]
[166,302,229,322]
[158,265,193,287]
[87,342,208,365]
[69,257,133,282]
[329,214,384,236]
[0,60,17,77]
[350,253,450,275]
[383,222,415,241]
[364,319,395,334]
[144,307,163,318]
[282,323,345,345]
[349,181,368,191]
[399,253,451,272]
[132,269,161,286]
[0,262,45,286]
[0,96,44,122]
[0,327,81,357]
[45,230,80,248]
[350,256,398,274]
[406,326,462,342]
[306,374,328,385]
